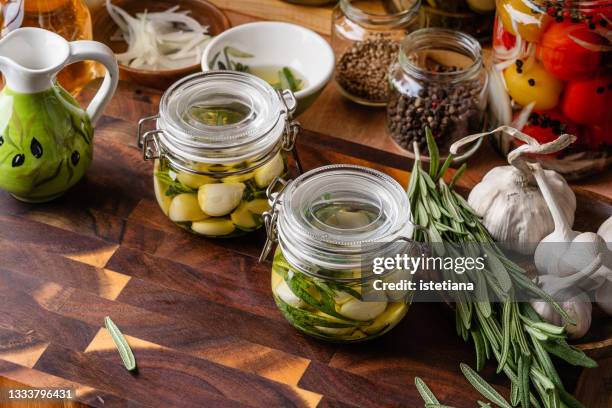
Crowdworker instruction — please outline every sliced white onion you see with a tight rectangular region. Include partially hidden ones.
[106,0,211,71]
[569,34,612,52]
[487,66,513,127]
[511,101,535,130]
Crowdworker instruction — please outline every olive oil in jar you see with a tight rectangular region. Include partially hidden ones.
[21,0,99,94]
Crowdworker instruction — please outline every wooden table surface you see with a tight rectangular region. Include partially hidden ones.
[0,1,611,408]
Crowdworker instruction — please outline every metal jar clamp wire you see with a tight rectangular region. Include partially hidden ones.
[259,176,290,263]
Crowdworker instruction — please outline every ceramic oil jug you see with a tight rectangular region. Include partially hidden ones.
[0,27,118,202]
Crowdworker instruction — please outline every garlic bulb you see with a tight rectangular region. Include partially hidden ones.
[450,127,576,255]
[532,163,612,283]
[598,216,612,250]
[531,292,592,339]
[467,166,574,255]
[595,279,612,316]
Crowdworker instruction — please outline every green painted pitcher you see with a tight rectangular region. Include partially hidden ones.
[0,27,118,202]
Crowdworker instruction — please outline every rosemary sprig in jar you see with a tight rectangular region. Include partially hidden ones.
[408,128,596,408]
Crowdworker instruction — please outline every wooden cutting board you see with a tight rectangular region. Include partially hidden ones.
[0,80,609,408]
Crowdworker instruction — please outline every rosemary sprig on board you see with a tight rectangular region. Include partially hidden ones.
[408,129,596,408]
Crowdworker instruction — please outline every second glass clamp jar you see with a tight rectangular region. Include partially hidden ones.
[331,0,421,106]
[137,71,302,238]
[260,164,418,342]
[387,28,488,160]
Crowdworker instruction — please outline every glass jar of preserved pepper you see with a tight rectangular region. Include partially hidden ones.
[491,0,611,179]
[137,71,302,238]
[260,165,416,342]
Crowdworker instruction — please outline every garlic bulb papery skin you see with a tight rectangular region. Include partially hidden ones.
[595,279,612,316]
[450,127,576,255]
[531,292,592,339]
[467,166,575,255]
[598,216,612,250]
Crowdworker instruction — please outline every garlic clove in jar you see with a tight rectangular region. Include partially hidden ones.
[254,153,284,188]
[191,218,236,236]
[177,171,216,189]
[169,194,208,222]
[338,299,387,321]
[198,183,246,216]
[154,168,173,216]
[274,280,305,308]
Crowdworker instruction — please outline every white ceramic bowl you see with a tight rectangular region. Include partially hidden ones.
[202,21,334,116]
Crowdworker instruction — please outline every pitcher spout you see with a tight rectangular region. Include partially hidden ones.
[0,27,70,93]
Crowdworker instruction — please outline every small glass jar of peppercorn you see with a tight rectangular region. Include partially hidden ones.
[491,0,611,179]
[387,28,488,159]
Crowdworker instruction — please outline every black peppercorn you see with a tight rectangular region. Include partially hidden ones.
[528,79,536,86]
[597,86,605,94]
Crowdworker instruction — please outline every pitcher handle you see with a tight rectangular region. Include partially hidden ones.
[66,41,119,127]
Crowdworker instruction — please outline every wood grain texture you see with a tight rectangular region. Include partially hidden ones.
[0,77,609,408]
[208,0,334,35]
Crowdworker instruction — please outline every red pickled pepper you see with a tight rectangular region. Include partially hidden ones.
[538,21,603,80]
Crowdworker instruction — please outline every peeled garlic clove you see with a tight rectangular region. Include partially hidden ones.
[244,199,270,215]
[333,291,355,305]
[338,299,387,321]
[198,183,245,216]
[254,153,284,188]
[169,194,207,222]
[177,171,216,189]
[222,172,253,183]
[231,202,258,229]
[154,167,172,215]
[334,210,371,229]
[274,280,304,308]
[191,218,236,236]
[363,302,408,334]
[315,326,355,336]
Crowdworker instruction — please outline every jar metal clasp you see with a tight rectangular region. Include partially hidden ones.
[259,176,291,263]
[136,114,164,161]
[278,89,303,174]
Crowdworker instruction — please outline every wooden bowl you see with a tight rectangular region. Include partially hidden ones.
[92,0,231,90]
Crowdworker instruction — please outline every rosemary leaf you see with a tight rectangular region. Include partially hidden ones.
[519,353,531,408]
[415,377,440,405]
[460,363,512,408]
[425,127,439,179]
[104,316,136,371]
[497,299,512,373]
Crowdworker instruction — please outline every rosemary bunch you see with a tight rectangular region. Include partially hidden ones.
[408,129,596,408]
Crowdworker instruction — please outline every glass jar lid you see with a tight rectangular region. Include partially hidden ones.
[275,165,413,277]
[157,71,290,164]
